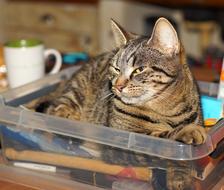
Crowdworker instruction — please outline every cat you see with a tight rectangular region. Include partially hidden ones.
[45,18,206,145]
[108,18,206,145]
[40,17,207,190]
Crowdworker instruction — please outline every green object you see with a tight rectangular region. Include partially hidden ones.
[5,39,43,48]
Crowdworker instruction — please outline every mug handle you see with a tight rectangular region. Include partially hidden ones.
[44,49,62,74]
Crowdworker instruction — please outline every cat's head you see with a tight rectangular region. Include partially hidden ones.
[109,17,182,105]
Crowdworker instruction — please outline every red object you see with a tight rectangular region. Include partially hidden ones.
[206,55,213,69]
[117,167,137,179]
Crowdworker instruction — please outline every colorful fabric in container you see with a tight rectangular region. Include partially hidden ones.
[0,126,151,182]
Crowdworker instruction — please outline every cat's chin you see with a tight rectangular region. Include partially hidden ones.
[120,94,153,106]
[120,97,139,105]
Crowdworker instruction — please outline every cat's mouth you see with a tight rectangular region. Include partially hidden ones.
[115,92,154,105]
[112,86,156,105]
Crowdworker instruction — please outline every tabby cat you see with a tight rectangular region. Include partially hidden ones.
[46,18,206,145]
[42,18,207,190]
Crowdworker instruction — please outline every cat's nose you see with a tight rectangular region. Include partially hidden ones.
[115,85,125,92]
[115,77,128,92]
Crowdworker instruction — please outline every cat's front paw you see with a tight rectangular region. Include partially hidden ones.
[172,125,207,145]
[47,104,81,120]
[166,164,192,190]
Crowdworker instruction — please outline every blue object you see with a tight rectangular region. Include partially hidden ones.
[0,125,40,150]
[63,53,89,64]
[201,95,223,120]
[0,125,92,158]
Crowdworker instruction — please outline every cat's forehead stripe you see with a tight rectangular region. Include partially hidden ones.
[118,41,143,69]
[126,43,142,61]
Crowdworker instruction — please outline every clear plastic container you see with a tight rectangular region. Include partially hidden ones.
[0,160,103,190]
[0,67,223,190]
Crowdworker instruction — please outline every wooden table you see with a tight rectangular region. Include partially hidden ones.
[0,154,103,190]
[0,180,36,190]
[0,155,35,190]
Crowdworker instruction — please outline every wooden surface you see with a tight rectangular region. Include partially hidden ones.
[0,155,35,190]
[0,1,99,54]
[130,0,224,7]
[0,180,36,190]
[7,0,98,4]
[0,165,103,190]
[0,154,103,190]
[191,66,218,82]
[6,0,224,7]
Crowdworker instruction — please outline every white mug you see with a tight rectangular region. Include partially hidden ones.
[4,39,62,88]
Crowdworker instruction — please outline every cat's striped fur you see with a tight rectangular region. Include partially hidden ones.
[46,18,206,145]
[109,41,201,136]
[41,18,206,190]
[46,51,113,126]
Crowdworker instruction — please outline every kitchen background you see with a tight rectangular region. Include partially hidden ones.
[0,0,224,87]
[0,1,223,189]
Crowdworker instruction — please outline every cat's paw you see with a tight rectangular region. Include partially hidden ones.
[166,166,192,190]
[172,125,207,145]
[167,178,192,190]
[167,178,186,190]
[48,104,81,120]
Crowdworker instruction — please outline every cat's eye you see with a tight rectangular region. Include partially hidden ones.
[110,66,120,73]
[114,67,120,72]
[132,66,146,75]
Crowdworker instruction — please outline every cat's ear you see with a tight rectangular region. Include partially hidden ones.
[147,17,180,55]
[111,19,135,47]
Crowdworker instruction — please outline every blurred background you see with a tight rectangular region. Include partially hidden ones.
[0,0,224,87]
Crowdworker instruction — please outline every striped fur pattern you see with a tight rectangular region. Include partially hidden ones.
[46,18,206,145]
[46,51,114,125]
[43,18,207,190]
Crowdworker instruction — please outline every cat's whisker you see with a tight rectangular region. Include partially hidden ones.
[104,94,115,104]
[101,92,114,100]
[101,86,112,97]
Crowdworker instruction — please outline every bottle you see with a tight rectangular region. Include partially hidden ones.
[218,58,224,99]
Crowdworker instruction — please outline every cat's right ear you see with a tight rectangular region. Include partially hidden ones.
[147,17,180,56]
[111,19,130,47]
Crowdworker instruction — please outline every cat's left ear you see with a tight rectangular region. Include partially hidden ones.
[147,17,180,56]
[111,19,137,47]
